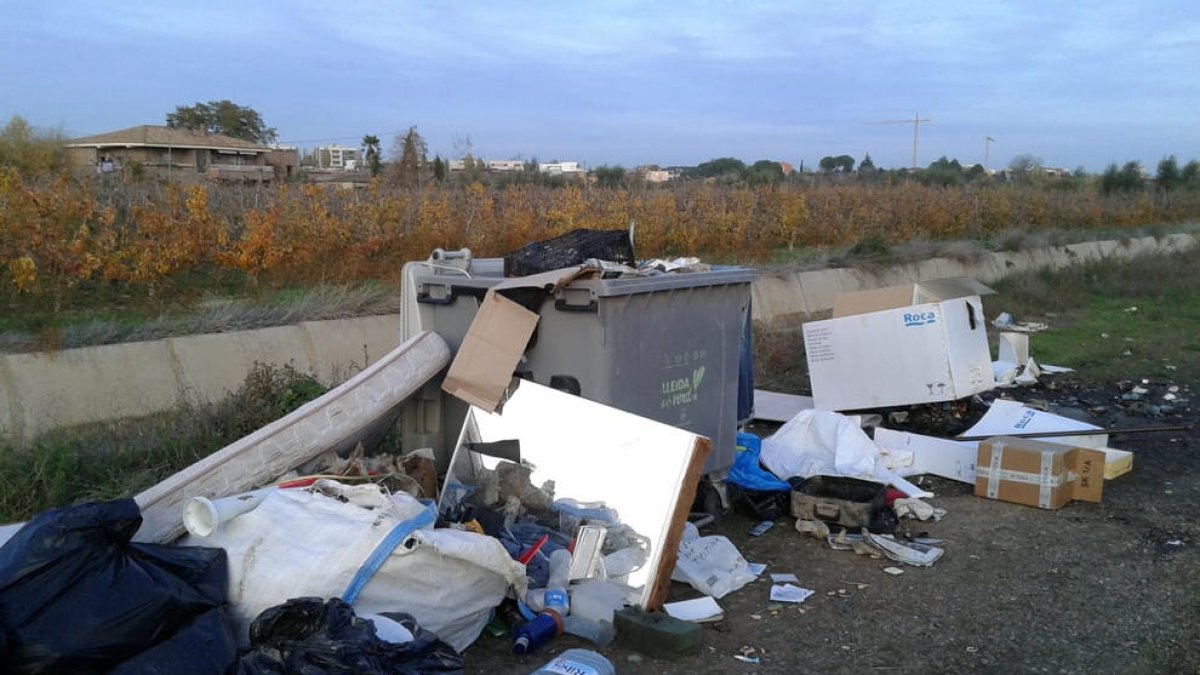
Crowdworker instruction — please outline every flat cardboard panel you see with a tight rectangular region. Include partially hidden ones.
[874,428,978,483]
[441,292,539,412]
[961,399,1109,449]
[439,379,710,609]
[942,297,995,395]
[997,332,1030,365]
[440,266,596,413]
[751,389,814,423]
[915,277,996,302]
[831,277,995,318]
[1099,447,1133,480]
[832,285,917,318]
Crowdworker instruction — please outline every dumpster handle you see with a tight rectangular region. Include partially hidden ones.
[554,298,598,313]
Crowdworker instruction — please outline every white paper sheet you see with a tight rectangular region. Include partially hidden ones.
[664,596,725,622]
[770,583,815,603]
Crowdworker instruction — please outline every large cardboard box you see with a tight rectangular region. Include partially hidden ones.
[803,277,995,411]
[975,436,1105,509]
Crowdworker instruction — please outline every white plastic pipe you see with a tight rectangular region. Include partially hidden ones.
[182,488,272,538]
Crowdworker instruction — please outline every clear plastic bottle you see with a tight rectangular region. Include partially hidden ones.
[542,549,571,617]
[530,647,615,675]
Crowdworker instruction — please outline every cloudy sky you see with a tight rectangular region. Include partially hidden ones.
[3,1,1197,171]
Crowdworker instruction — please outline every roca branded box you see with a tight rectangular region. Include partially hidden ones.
[975,436,1105,509]
[803,277,996,411]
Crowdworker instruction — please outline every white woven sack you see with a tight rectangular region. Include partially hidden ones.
[182,480,526,652]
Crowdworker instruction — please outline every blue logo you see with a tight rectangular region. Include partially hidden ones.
[903,311,937,327]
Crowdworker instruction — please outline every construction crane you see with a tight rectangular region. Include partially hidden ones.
[870,113,932,168]
[984,136,996,172]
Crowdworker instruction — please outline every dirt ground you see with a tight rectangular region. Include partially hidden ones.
[463,376,1198,674]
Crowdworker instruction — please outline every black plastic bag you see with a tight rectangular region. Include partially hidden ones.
[0,498,236,675]
[503,228,635,277]
[236,597,463,675]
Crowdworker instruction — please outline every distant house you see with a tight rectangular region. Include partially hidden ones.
[538,161,584,175]
[65,125,289,182]
[487,159,525,172]
[638,168,671,183]
[316,144,361,170]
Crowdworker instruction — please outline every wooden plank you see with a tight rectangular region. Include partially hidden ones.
[133,330,449,543]
[647,436,712,610]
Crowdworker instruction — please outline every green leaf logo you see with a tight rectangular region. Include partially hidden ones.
[692,366,706,393]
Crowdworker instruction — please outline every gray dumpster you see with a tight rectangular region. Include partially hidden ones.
[399,252,758,476]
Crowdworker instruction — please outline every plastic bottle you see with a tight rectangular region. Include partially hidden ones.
[542,549,571,617]
[513,610,562,655]
[530,648,615,675]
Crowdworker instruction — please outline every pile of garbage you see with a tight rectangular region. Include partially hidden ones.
[0,234,1167,673]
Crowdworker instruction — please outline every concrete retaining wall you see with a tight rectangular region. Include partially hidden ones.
[1,233,1194,447]
[749,232,1198,327]
[1,315,401,447]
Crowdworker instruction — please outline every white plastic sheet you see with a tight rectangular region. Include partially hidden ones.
[760,410,930,497]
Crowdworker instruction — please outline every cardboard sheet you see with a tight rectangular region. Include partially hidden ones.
[874,427,978,484]
[751,389,814,423]
[960,399,1108,448]
[440,293,539,412]
[441,266,592,412]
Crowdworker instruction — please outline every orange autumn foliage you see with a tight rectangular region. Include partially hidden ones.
[3,169,1199,306]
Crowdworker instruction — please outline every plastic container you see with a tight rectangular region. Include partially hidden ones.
[569,580,627,624]
[400,255,758,475]
[562,615,615,647]
[530,648,615,675]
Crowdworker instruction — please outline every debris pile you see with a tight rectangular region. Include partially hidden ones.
[0,239,1176,672]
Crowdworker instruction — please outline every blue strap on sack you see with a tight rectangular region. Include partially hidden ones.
[341,501,437,605]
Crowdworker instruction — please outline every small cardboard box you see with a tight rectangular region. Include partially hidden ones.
[803,277,996,411]
[975,437,1105,509]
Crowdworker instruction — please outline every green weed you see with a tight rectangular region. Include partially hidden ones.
[0,362,327,522]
